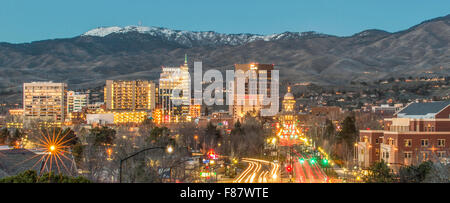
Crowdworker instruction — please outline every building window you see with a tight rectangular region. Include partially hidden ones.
[421,139,429,147]
[437,151,446,158]
[404,152,412,159]
[437,139,445,147]
[382,152,389,159]
[375,149,379,157]
[375,138,379,144]
[421,151,430,161]
[405,139,412,147]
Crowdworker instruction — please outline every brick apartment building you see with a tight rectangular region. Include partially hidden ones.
[357,101,450,171]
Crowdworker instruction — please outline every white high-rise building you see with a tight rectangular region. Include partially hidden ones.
[67,91,89,113]
[158,55,191,122]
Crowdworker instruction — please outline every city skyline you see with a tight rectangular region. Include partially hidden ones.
[0,1,449,187]
[0,0,449,43]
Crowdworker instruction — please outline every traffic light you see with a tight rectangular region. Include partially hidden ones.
[310,158,316,164]
[286,165,292,172]
[299,158,304,164]
[322,159,328,165]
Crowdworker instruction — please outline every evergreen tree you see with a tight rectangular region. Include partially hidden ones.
[337,116,357,149]
[324,119,335,140]
[89,126,116,146]
[0,128,9,144]
[363,160,395,183]
[399,161,433,183]
[0,170,91,183]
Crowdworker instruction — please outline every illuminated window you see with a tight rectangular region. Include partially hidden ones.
[404,139,412,147]
[421,151,430,160]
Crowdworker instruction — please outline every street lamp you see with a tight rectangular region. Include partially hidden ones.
[271,138,277,145]
[119,145,174,183]
[167,146,174,154]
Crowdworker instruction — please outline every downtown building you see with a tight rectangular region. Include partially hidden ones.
[23,82,67,126]
[67,91,89,113]
[104,80,156,111]
[356,101,450,172]
[66,91,89,124]
[6,109,24,129]
[229,63,277,121]
[102,80,156,124]
[158,56,191,123]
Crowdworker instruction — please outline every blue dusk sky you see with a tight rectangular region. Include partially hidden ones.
[0,0,449,43]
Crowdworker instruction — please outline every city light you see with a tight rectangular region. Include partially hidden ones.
[167,146,174,154]
[28,128,76,175]
[286,165,292,172]
[207,150,217,159]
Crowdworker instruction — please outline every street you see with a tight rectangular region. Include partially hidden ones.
[292,149,328,183]
[233,158,280,183]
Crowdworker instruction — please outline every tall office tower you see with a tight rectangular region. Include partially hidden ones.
[159,55,191,123]
[104,80,156,110]
[67,91,89,113]
[23,82,67,124]
[230,63,276,121]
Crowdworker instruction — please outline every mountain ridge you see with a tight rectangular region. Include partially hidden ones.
[0,14,449,103]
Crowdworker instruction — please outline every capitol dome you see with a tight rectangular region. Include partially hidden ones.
[283,86,294,100]
[284,92,294,100]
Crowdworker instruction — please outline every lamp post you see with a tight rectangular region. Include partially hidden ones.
[119,145,173,183]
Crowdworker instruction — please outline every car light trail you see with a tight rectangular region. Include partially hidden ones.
[234,158,279,183]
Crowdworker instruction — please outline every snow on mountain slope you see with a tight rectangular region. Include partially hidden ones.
[81,26,329,46]
[83,26,123,37]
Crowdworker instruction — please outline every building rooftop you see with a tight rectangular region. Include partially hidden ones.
[396,100,450,119]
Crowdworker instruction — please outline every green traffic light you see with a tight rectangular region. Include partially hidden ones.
[299,158,304,164]
[310,159,316,164]
[323,159,328,165]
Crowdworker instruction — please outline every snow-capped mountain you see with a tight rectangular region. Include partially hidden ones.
[0,14,449,104]
[81,26,329,47]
